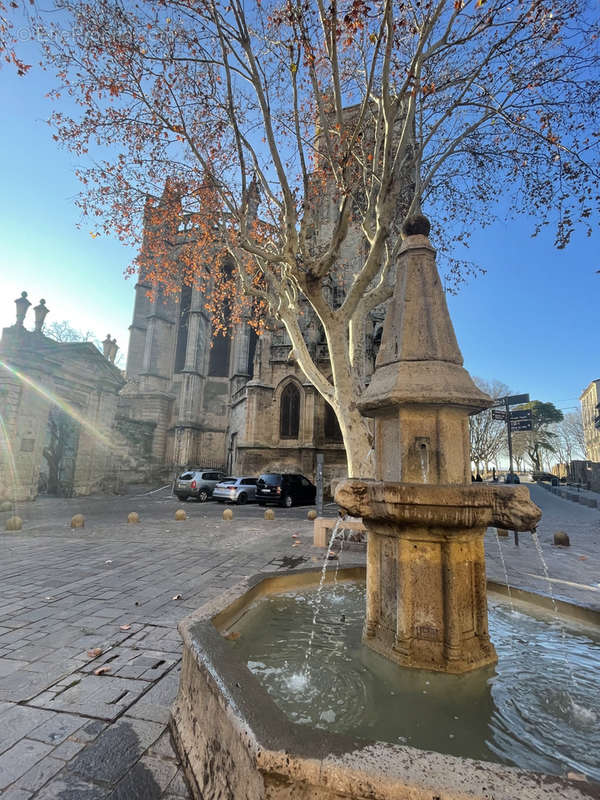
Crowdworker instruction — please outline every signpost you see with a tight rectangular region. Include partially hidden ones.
[493,393,531,547]
[316,453,324,516]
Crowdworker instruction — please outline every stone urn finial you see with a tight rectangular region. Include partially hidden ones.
[108,338,119,364]
[33,299,49,333]
[102,334,112,359]
[15,291,31,328]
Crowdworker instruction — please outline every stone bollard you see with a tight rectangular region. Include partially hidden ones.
[222,508,233,521]
[1,500,13,513]
[553,530,570,547]
[175,509,187,521]
[496,528,509,537]
[71,514,85,529]
[307,509,317,520]
[127,512,140,523]
[264,509,275,520]
[5,516,22,531]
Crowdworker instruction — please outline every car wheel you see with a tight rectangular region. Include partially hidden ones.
[198,489,209,503]
[282,494,293,508]
[237,493,248,505]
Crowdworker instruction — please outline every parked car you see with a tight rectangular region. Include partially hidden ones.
[213,477,258,505]
[256,473,316,508]
[174,469,224,502]
[531,471,557,483]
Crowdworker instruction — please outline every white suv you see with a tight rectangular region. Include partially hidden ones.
[175,470,224,502]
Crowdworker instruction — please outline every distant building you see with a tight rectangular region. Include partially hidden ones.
[580,379,600,462]
[0,294,149,500]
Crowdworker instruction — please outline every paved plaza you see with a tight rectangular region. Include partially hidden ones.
[1,483,599,798]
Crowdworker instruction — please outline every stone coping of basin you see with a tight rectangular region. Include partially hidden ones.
[171,566,600,800]
[335,479,542,532]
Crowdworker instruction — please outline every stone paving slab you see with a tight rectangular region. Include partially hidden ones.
[30,673,152,721]
[81,647,178,682]
[0,489,322,797]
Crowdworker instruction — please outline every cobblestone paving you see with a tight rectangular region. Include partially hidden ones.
[1,482,599,798]
[485,482,600,612]
[0,489,333,799]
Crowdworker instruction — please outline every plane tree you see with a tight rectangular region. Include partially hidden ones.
[30,0,600,476]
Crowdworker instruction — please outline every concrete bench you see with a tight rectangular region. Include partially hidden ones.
[313,516,366,548]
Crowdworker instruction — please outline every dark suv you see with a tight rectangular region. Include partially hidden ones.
[256,473,316,508]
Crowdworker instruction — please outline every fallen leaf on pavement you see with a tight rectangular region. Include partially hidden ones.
[579,556,588,560]
[119,624,131,631]
[94,666,111,675]
[224,631,240,640]
[567,772,588,782]
[172,594,182,600]
[87,648,103,658]
[292,542,300,547]
[105,560,112,564]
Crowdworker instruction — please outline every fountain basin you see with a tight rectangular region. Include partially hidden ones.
[171,567,598,800]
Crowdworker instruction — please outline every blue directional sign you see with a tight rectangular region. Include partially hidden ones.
[510,419,532,432]
[510,409,532,421]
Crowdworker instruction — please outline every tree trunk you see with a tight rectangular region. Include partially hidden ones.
[335,401,375,479]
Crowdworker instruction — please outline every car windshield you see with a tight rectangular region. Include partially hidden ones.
[259,474,282,485]
[219,479,237,485]
[179,472,194,480]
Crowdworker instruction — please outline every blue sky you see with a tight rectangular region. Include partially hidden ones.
[0,52,597,416]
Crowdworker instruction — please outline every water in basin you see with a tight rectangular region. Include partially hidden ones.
[228,581,600,781]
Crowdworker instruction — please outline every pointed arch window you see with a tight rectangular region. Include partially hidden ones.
[280,383,300,439]
[324,402,343,442]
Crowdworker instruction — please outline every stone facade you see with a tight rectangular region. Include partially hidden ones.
[120,181,384,485]
[0,295,148,500]
[580,379,600,462]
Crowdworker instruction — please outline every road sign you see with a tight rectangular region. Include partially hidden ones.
[509,409,532,421]
[492,409,506,420]
[510,420,532,432]
[506,393,530,406]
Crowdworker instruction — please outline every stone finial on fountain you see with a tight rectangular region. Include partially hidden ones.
[33,299,49,333]
[102,334,112,359]
[359,213,491,484]
[14,292,31,328]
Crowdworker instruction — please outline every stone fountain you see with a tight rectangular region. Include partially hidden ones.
[170,216,598,800]
[335,214,541,673]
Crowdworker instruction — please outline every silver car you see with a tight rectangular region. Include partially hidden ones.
[213,477,258,505]
[175,469,224,502]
